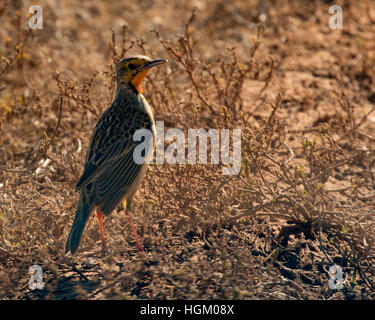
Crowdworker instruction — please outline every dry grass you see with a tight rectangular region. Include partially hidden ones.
[0,0,375,299]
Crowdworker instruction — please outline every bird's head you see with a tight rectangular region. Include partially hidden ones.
[116,55,167,94]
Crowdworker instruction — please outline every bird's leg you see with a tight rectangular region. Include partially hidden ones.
[126,212,144,253]
[96,209,107,251]
[123,199,144,253]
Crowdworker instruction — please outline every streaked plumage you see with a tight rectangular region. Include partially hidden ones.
[65,56,167,254]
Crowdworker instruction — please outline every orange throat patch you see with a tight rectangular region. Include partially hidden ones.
[131,69,150,94]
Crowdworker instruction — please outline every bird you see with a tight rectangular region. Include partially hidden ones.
[65,55,167,254]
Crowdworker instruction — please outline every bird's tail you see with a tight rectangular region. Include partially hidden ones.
[65,191,94,254]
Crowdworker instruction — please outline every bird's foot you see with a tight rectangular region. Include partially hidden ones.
[101,243,110,256]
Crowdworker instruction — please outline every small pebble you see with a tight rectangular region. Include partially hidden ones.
[86,257,94,268]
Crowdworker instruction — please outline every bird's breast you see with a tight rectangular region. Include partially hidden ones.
[139,94,156,142]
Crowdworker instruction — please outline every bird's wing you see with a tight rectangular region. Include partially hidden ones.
[93,145,143,207]
[75,137,137,192]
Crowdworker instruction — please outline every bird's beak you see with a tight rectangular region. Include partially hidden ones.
[132,59,168,94]
[144,59,168,70]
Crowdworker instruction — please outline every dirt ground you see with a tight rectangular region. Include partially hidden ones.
[1,0,375,300]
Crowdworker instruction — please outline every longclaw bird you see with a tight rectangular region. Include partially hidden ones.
[65,55,167,254]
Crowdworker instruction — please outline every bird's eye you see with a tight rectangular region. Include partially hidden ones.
[128,63,136,70]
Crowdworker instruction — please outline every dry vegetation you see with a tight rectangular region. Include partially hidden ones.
[1,0,375,299]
